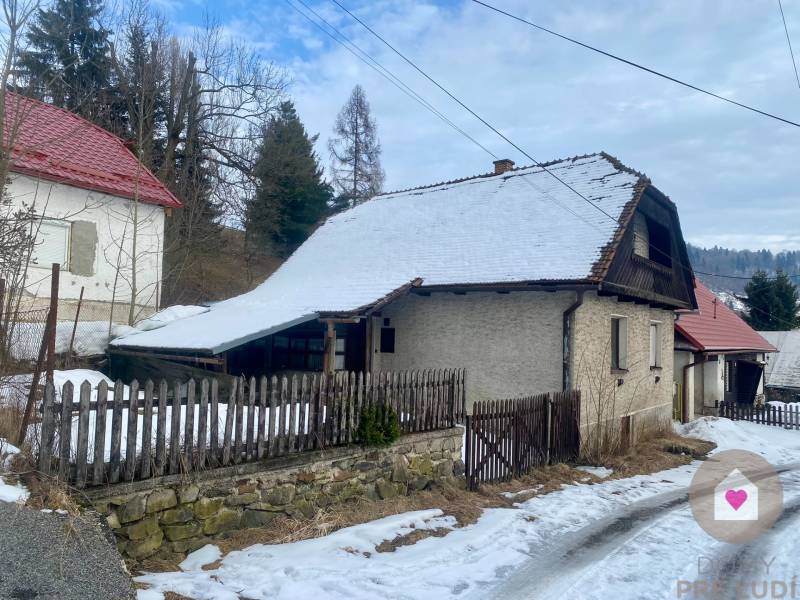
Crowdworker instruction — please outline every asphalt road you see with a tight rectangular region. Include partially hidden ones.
[0,502,134,600]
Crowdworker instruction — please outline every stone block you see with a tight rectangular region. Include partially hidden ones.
[105,512,121,530]
[178,484,200,504]
[118,495,146,524]
[122,517,160,541]
[160,506,195,525]
[453,459,465,477]
[163,521,203,542]
[147,489,177,514]
[246,502,285,512]
[264,484,295,506]
[243,509,279,529]
[126,529,164,559]
[169,537,212,554]
[225,492,260,506]
[204,485,234,497]
[236,481,257,495]
[295,471,315,484]
[409,456,434,477]
[203,509,241,535]
[333,468,353,482]
[391,457,409,483]
[376,478,399,500]
[436,459,454,478]
[194,497,224,519]
[286,499,315,519]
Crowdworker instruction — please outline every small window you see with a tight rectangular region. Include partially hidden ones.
[380,327,395,353]
[649,322,662,368]
[611,317,628,370]
[334,336,346,371]
[34,220,70,267]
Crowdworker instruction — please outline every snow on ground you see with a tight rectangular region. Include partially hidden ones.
[0,476,28,503]
[575,466,613,479]
[179,544,221,572]
[136,417,800,600]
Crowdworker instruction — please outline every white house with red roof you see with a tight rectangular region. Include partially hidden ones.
[674,279,776,421]
[4,92,180,323]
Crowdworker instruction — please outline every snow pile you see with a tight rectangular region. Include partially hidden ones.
[179,545,222,572]
[135,418,800,599]
[0,476,27,503]
[576,466,613,478]
[114,154,642,354]
[132,305,210,333]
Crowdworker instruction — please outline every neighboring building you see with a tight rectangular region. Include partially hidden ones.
[112,153,696,437]
[673,280,776,421]
[760,330,800,402]
[4,92,181,323]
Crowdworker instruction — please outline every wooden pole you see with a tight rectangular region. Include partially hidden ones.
[322,320,336,374]
[45,263,59,383]
[66,285,84,367]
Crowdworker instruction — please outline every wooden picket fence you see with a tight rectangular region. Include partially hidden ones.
[464,390,580,490]
[37,369,466,488]
[718,401,800,429]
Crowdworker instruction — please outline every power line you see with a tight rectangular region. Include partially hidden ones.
[777,0,800,90]
[470,0,800,129]
[283,0,498,159]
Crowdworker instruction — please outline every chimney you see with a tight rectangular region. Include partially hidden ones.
[493,158,515,175]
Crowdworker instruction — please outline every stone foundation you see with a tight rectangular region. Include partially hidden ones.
[82,428,464,561]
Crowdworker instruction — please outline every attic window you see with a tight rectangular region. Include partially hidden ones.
[632,212,672,268]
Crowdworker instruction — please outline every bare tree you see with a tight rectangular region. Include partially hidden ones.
[328,84,384,208]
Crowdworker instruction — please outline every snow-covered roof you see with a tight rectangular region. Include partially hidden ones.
[112,153,647,354]
[761,330,800,390]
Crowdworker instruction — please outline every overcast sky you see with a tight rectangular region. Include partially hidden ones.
[171,0,800,252]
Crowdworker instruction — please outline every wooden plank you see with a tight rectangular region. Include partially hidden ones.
[184,379,196,470]
[74,381,91,488]
[288,375,298,452]
[140,380,154,479]
[278,377,288,455]
[38,382,57,476]
[246,377,256,460]
[355,372,364,440]
[155,380,167,476]
[209,379,219,466]
[169,380,182,474]
[109,380,124,484]
[346,372,355,444]
[234,376,244,463]
[91,380,108,485]
[197,379,209,469]
[222,378,237,466]
[268,376,278,456]
[257,376,268,459]
[124,380,140,481]
[58,382,74,483]
[298,374,309,451]
[307,375,318,450]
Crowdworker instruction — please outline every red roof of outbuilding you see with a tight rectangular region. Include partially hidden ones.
[675,279,776,353]
[3,92,180,208]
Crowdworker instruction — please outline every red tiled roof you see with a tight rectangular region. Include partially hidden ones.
[675,279,776,353]
[3,92,181,208]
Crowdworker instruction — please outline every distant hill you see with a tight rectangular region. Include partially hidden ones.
[688,244,800,296]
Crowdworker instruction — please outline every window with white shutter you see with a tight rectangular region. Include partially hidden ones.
[33,220,70,267]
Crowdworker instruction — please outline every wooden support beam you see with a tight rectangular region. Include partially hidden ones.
[322,320,336,374]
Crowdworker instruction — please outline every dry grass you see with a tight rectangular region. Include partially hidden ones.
[0,405,22,447]
[25,475,81,515]
[600,433,716,479]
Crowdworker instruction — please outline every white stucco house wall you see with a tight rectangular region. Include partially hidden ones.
[4,92,181,323]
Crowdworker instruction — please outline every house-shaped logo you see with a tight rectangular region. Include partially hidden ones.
[714,468,758,521]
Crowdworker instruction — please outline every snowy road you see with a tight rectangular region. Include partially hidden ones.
[137,419,800,600]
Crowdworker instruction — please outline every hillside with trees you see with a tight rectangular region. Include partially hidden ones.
[688,244,800,295]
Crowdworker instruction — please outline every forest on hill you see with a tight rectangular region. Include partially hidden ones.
[688,244,800,295]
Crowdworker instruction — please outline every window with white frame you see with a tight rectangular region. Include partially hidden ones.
[611,316,628,370]
[33,220,70,267]
[650,321,662,368]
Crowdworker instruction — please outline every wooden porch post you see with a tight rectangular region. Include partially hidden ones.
[323,320,336,374]
[364,316,374,373]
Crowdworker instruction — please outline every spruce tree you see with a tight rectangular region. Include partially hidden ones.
[328,85,384,208]
[18,0,123,132]
[744,270,800,330]
[247,100,332,257]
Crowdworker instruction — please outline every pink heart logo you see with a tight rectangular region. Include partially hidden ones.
[725,489,748,511]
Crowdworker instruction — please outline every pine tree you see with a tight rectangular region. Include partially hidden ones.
[328,85,384,208]
[18,0,123,133]
[247,100,332,257]
[744,270,800,330]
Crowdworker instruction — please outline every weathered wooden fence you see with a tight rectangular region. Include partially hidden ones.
[464,390,580,490]
[718,401,800,429]
[37,369,466,488]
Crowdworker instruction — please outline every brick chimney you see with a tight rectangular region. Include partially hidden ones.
[493,158,515,175]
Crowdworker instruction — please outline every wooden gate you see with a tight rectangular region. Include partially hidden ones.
[465,391,580,490]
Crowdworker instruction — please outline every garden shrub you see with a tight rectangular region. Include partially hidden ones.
[357,404,401,447]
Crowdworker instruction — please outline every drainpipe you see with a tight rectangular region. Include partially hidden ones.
[562,290,585,391]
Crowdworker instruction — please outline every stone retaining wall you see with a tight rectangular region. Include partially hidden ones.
[83,428,464,561]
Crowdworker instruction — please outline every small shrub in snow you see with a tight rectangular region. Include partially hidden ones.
[357,404,400,447]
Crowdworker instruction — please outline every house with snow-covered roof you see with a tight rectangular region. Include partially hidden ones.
[673,280,776,421]
[759,330,800,402]
[111,153,696,435]
[4,92,181,323]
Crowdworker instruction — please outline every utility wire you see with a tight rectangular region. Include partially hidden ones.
[777,0,800,90]
[471,0,800,128]
[284,0,498,158]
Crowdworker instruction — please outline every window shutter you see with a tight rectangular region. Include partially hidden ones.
[619,318,628,369]
[34,221,70,267]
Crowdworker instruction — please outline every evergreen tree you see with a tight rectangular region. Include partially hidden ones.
[247,100,332,257]
[328,85,384,208]
[18,0,124,133]
[744,270,800,330]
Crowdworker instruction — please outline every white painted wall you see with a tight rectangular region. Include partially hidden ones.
[8,173,165,321]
